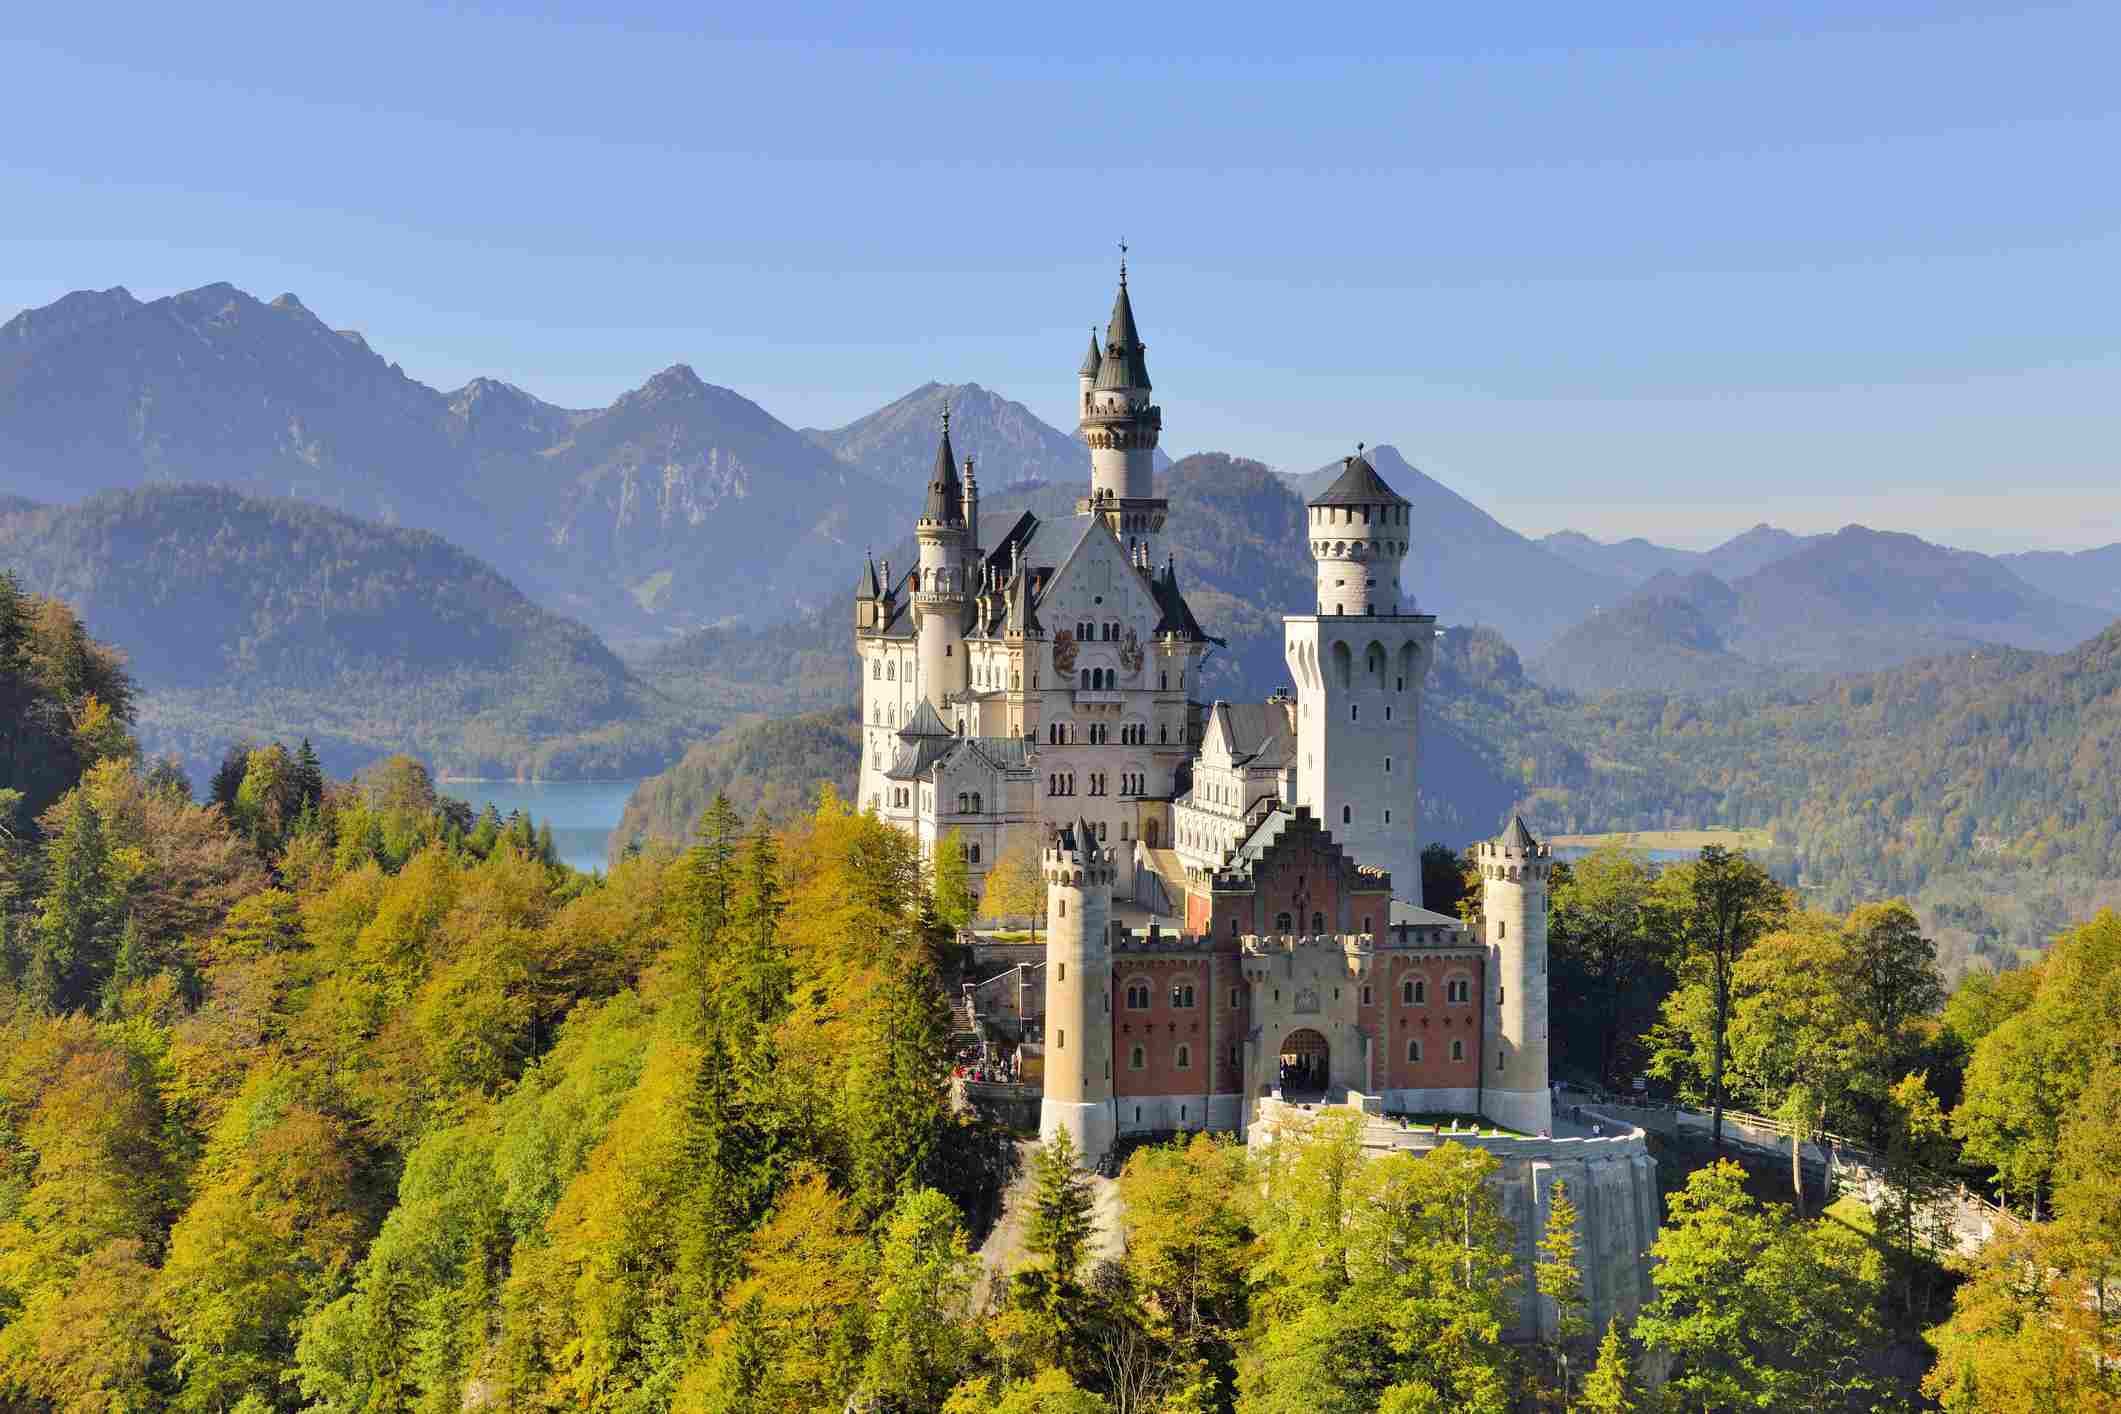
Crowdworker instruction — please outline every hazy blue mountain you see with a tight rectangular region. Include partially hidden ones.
[805,379,1168,491]
[0,485,714,780]
[1529,527,2113,693]
[1538,530,1703,585]
[509,363,899,638]
[1291,444,1627,653]
[1701,523,1822,581]
[0,283,897,645]
[1997,542,2121,615]
[1537,523,1824,587]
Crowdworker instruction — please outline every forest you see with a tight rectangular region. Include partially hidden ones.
[2,574,2118,1412]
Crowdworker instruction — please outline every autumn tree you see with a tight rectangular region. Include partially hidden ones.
[982,833,1049,941]
[1635,1160,1891,1411]
[933,827,977,932]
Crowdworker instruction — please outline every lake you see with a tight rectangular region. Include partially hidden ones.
[443,779,643,874]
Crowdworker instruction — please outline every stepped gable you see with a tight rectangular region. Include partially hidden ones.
[1214,803,1391,900]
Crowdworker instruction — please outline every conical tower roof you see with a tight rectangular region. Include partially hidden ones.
[1499,816,1538,850]
[1095,270,1152,391]
[1078,328,1102,379]
[1309,449,1410,508]
[921,409,964,525]
[856,551,881,599]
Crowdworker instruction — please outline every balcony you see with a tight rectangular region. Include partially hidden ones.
[1073,689,1124,706]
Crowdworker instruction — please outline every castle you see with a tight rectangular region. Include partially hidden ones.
[854,263,1561,1152]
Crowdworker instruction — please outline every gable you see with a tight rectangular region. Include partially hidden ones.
[1033,517,1164,641]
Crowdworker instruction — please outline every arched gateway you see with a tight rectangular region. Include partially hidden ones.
[1278,1028,1329,1096]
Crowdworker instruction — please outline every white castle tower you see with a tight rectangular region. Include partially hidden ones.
[1479,817,1553,1136]
[913,408,969,711]
[1283,449,1435,906]
[1077,255,1167,565]
[1039,818,1116,1167]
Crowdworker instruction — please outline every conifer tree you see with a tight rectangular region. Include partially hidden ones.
[30,790,119,1011]
[848,958,953,1221]
[99,913,152,1017]
[293,737,325,811]
[1025,1128,1094,1288]
[1534,1179,1589,1399]
[1578,1320,1636,1413]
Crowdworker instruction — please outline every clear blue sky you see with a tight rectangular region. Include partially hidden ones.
[4,2,2116,551]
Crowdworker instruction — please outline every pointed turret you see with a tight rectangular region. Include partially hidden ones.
[914,406,968,710]
[1079,254,1166,550]
[854,549,883,632]
[921,407,965,526]
[1096,273,1151,392]
[1078,327,1103,379]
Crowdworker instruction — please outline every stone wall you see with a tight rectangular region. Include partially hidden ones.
[1247,1098,1660,1343]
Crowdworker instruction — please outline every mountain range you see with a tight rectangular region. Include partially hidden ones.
[803,379,1168,493]
[0,485,713,780]
[1533,527,2114,695]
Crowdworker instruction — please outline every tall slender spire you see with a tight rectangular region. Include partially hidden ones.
[922,399,963,525]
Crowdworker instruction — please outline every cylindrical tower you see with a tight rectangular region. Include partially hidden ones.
[1306,447,1412,617]
[1078,261,1167,563]
[915,411,967,711]
[1479,817,1552,1136]
[1040,819,1115,1168]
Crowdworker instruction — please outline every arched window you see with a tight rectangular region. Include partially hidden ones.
[1451,1039,1464,1062]
[1275,911,1293,932]
[969,844,981,863]
[886,662,895,680]
[1343,805,1352,825]
[1175,1044,1191,1071]
[1125,980,1152,1010]
[957,792,969,813]
[1170,981,1195,1009]
[971,792,981,813]
[1311,912,1325,932]
[872,662,880,679]
[1130,1045,1146,1070]
[1497,920,1506,940]
[1407,1039,1423,1062]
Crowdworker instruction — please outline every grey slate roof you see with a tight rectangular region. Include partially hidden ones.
[900,699,954,738]
[1078,329,1102,379]
[922,421,965,525]
[1309,452,1410,508]
[1095,278,1152,391]
[856,553,880,600]
[1499,816,1539,849]
[1209,701,1294,770]
[1150,556,1213,643]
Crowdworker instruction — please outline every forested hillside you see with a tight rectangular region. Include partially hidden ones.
[0,488,714,780]
[611,711,862,861]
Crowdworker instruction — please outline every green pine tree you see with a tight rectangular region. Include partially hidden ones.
[1535,1180,1590,1399]
[30,790,119,1012]
[1578,1320,1636,1413]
